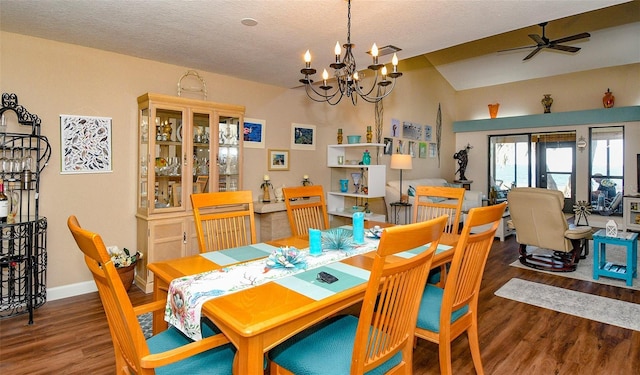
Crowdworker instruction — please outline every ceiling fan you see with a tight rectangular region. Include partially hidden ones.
[499,22,591,61]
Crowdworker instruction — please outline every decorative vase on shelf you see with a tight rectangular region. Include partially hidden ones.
[541,94,553,113]
[366,126,372,143]
[488,103,499,119]
[603,88,615,108]
[362,150,371,165]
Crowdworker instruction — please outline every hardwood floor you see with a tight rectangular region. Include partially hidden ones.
[1,236,638,374]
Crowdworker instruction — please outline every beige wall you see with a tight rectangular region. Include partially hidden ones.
[453,63,640,200]
[6,29,634,295]
[1,32,456,294]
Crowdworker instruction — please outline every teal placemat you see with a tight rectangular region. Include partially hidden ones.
[275,262,370,301]
[395,243,452,259]
[201,243,278,266]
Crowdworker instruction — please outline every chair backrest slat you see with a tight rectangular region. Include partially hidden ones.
[442,203,506,317]
[67,216,148,374]
[352,216,448,374]
[191,191,256,253]
[413,186,465,234]
[283,186,329,236]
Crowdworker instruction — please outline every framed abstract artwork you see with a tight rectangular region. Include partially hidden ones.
[60,114,112,174]
[291,123,316,150]
[243,118,266,148]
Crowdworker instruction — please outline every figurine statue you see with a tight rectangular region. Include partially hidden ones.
[454,143,473,181]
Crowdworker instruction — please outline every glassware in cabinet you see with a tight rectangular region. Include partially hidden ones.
[217,115,241,192]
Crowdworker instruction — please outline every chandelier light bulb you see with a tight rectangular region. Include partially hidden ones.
[381,66,387,78]
[353,72,359,81]
[334,42,341,56]
[371,43,378,57]
[304,50,311,63]
[322,69,329,80]
[392,53,398,66]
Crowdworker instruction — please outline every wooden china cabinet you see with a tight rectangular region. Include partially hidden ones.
[135,93,245,293]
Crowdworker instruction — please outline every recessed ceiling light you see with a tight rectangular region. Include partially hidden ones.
[241,18,258,27]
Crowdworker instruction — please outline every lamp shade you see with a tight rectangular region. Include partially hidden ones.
[390,154,412,170]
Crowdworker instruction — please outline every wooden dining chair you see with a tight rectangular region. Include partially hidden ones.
[413,186,466,234]
[191,190,256,253]
[414,203,507,375]
[67,215,236,375]
[413,186,466,285]
[269,215,448,375]
[282,185,330,236]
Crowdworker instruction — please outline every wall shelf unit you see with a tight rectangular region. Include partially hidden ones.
[327,143,386,222]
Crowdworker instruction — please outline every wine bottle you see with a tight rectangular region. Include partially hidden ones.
[0,180,8,223]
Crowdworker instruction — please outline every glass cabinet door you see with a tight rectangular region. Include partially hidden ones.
[150,107,186,213]
[217,115,241,192]
[138,107,150,210]
[192,111,211,194]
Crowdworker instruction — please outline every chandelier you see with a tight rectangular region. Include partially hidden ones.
[299,0,402,105]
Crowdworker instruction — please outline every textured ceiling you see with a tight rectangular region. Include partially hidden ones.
[0,0,637,90]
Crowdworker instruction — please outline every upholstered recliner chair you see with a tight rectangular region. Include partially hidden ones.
[508,187,592,272]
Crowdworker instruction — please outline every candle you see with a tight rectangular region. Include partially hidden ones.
[303,175,309,179]
[264,175,269,181]
[353,212,365,245]
[309,228,322,256]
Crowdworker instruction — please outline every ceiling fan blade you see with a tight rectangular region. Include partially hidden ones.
[551,32,591,44]
[497,45,537,53]
[549,44,580,53]
[523,47,542,61]
[528,34,546,45]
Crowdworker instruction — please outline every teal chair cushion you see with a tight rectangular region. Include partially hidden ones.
[416,284,469,333]
[147,319,235,374]
[269,315,402,375]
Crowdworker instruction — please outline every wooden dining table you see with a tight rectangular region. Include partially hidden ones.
[147,222,459,374]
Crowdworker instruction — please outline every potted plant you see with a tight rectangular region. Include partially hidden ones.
[106,246,142,291]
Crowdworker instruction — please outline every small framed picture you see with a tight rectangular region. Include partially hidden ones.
[291,123,316,150]
[424,125,433,142]
[243,118,266,148]
[268,149,289,171]
[419,142,427,158]
[383,137,393,155]
[429,142,437,158]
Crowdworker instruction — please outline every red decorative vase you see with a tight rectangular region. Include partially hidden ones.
[603,88,615,108]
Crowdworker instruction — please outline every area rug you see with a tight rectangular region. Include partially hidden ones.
[495,278,640,331]
[509,243,640,291]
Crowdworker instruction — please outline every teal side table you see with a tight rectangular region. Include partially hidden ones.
[592,229,638,286]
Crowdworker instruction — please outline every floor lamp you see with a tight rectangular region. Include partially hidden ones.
[390,154,413,203]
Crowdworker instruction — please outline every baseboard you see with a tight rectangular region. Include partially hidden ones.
[47,281,97,301]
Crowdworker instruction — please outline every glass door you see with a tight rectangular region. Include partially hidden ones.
[534,133,576,212]
[216,114,241,192]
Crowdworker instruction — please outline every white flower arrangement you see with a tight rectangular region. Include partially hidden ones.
[107,246,142,268]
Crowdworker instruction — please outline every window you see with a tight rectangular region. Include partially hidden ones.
[590,126,624,216]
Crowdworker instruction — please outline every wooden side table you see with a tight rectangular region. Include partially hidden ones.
[593,229,638,286]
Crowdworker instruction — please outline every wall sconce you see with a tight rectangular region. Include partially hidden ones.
[577,136,587,152]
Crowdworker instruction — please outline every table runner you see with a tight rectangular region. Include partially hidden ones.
[200,243,279,266]
[165,229,381,340]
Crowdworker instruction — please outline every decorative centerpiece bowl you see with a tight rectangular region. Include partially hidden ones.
[322,228,354,251]
[265,247,307,270]
[347,135,361,144]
